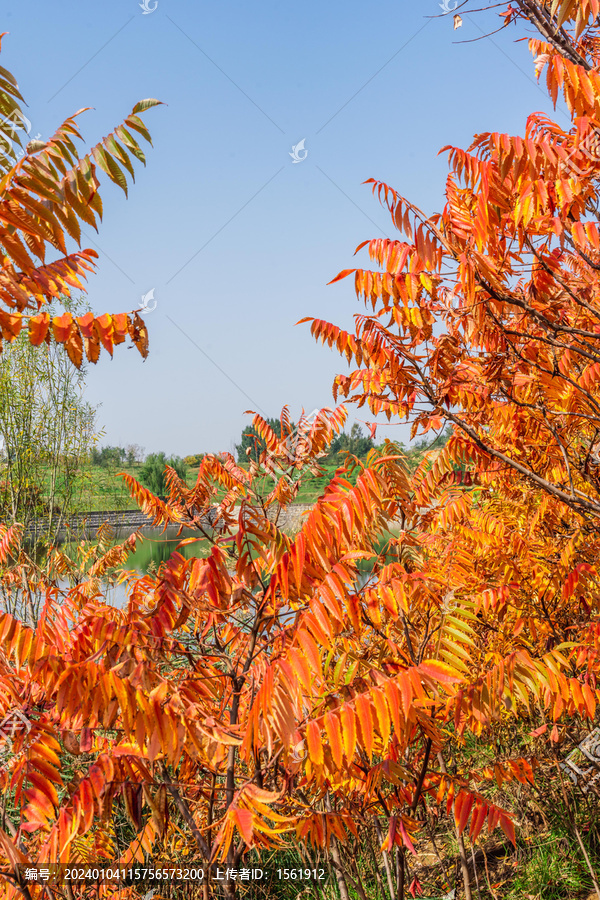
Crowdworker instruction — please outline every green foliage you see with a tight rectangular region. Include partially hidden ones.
[90,445,127,468]
[325,422,373,461]
[90,444,146,467]
[138,452,187,498]
[183,453,204,466]
[0,479,49,518]
[507,830,594,900]
[0,296,96,532]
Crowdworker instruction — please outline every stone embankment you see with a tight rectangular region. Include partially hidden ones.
[25,504,316,542]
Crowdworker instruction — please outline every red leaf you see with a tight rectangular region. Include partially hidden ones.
[408,876,423,897]
[530,724,548,737]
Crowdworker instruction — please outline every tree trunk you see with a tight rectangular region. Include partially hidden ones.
[395,845,405,900]
[438,752,472,900]
[375,817,396,900]
[325,794,351,900]
[329,837,351,900]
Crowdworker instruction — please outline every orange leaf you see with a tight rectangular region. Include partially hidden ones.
[372,688,391,745]
[65,324,83,368]
[0,310,22,342]
[399,817,417,856]
[306,720,323,767]
[296,629,321,676]
[95,313,114,354]
[52,312,73,344]
[327,268,357,286]
[582,683,596,718]
[455,790,474,835]
[340,704,356,761]
[325,712,344,768]
[530,724,547,737]
[234,809,254,844]
[128,311,149,359]
[498,811,516,846]
[28,312,50,346]
[469,800,488,842]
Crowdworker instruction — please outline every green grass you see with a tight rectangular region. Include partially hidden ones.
[28,439,437,516]
[506,831,594,899]
[72,463,145,511]
[58,460,363,513]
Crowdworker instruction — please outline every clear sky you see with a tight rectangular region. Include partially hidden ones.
[1,1,565,457]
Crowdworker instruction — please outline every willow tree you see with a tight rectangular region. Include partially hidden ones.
[0,297,96,537]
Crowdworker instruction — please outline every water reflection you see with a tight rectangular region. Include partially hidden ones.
[54,526,391,610]
[124,526,210,572]
[60,526,211,609]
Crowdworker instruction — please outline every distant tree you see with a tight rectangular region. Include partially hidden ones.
[125,443,145,466]
[138,452,187,498]
[326,423,373,462]
[401,427,452,474]
[184,453,204,467]
[412,426,451,454]
[236,418,289,464]
[90,445,127,468]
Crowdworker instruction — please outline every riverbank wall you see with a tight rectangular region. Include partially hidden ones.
[24,503,316,543]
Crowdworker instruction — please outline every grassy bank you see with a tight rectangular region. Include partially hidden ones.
[59,460,366,512]
[25,441,436,514]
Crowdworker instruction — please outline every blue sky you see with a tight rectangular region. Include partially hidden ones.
[2,1,565,456]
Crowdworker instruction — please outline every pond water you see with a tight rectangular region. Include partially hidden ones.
[55,523,383,610]
[118,526,210,571]
[60,525,211,609]
[3,520,386,622]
